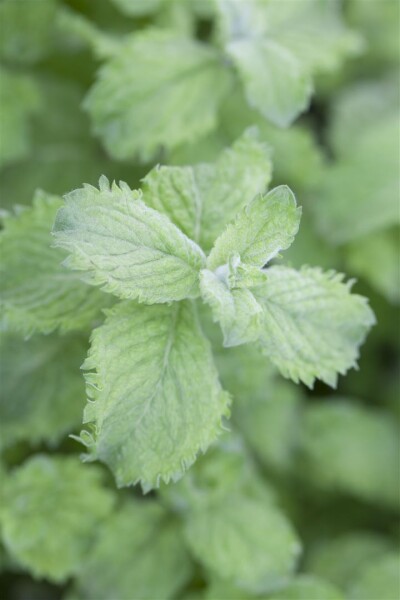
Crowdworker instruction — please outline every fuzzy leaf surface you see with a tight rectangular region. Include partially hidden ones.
[53,177,205,304]
[80,300,229,488]
[0,456,114,582]
[207,186,301,270]
[0,191,108,335]
[84,29,232,161]
[143,130,272,248]
[254,266,375,387]
[200,257,266,347]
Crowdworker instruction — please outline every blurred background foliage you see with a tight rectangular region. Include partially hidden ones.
[0,1,399,599]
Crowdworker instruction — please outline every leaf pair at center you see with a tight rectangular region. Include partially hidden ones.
[51,134,374,489]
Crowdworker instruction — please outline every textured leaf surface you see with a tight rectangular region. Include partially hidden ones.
[0,333,86,450]
[0,68,41,169]
[299,400,400,508]
[217,0,361,126]
[0,0,56,63]
[79,300,229,488]
[184,493,301,593]
[144,130,272,247]
[76,501,192,600]
[200,267,264,347]
[85,29,232,161]
[254,266,375,387]
[207,185,301,270]
[0,456,114,582]
[0,191,108,335]
[53,177,205,304]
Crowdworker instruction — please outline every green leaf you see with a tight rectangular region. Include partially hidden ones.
[227,37,312,128]
[315,83,399,244]
[0,455,115,583]
[217,0,361,127]
[0,76,138,210]
[0,0,56,64]
[0,190,108,335]
[299,400,400,509]
[53,177,206,304]
[111,0,165,16]
[306,532,394,589]
[347,552,400,600]
[160,432,277,514]
[347,228,400,304]
[184,493,301,593]
[207,186,301,271]
[143,130,272,247]
[200,264,264,347]
[268,575,344,600]
[0,332,86,450]
[233,375,303,472]
[0,68,41,169]
[76,501,193,600]
[254,266,375,388]
[78,300,230,489]
[84,29,232,161]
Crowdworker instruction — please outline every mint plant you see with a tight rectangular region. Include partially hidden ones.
[0,2,399,600]
[2,133,374,490]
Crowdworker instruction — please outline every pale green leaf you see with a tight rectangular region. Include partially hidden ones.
[143,130,272,247]
[217,0,361,127]
[347,552,400,600]
[268,575,344,600]
[306,532,394,589]
[254,266,375,388]
[76,501,193,600]
[347,228,400,304]
[84,29,232,161]
[0,455,115,582]
[184,493,301,593]
[0,332,86,450]
[200,266,264,347]
[208,186,301,271]
[0,0,56,64]
[0,190,109,335]
[227,37,312,128]
[315,85,399,244]
[175,87,324,193]
[78,300,230,488]
[299,400,400,509]
[53,177,206,304]
[0,68,41,169]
